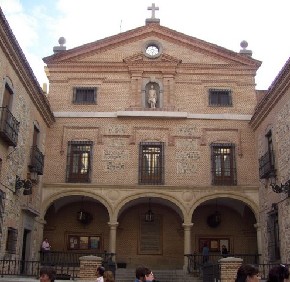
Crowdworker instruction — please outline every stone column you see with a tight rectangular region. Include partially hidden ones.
[79,255,102,280]
[219,257,243,282]
[182,222,193,270]
[254,222,263,263]
[108,221,119,260]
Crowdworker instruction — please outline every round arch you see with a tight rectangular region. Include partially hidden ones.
[112,192,186,222]
[189,192,259,222]
[41,190,113,219]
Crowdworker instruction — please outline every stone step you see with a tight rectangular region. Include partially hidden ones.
[115,268,202,282]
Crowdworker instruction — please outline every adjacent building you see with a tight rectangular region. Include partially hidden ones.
[250,57,290,264]
[0,8,54,261]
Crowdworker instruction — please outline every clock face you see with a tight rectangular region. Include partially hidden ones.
[146,45,159,56]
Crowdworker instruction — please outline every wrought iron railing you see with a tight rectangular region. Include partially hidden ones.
[0,107,19,147]
[29,145,44,175]
[0,252,115,278]
[185,254,287,280]
[185,253,260,275]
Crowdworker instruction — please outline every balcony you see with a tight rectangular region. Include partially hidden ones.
[259,150,275,179]
[0,107,19,147]
[28,145,44,175]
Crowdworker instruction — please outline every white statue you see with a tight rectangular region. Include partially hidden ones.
[148,85,157,108]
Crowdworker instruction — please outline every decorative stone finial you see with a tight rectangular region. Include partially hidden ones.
[53,37,66,54]
[239,40,252,57]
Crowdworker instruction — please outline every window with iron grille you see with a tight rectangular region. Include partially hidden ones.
[267,210,280,261]
[0,188,4,235]
[211,143,237,185]
[66,141,93,183]
[139,142,164,185]
[6,227,17,254]
[73,87,97,104]
[209,89,232,106]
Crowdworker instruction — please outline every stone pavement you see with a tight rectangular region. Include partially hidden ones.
[0,277,93,282]
[0,277,74,281]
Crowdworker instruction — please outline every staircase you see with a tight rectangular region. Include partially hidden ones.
[115,268,202,282]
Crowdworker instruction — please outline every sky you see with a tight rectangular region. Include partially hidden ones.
[0,0,289,90]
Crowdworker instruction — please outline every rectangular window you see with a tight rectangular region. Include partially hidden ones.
[139,142,164,185]
[0,186,5,235]
[6,227,17,254]
[66,141,93,183]
[211,143,236,185]
[267,209,280,261]
[259,130,276,179]
[209,89,232,106]
[73,87,97,104]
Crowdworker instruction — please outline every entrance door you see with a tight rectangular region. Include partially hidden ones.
[21,229,31,274]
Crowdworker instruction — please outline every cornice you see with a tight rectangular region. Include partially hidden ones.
[0,8,55,127]
[250,57,290,129]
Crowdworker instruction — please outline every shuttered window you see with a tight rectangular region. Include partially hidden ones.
[6,227,17,254]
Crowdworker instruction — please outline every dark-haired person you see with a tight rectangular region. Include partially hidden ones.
[135,266,146,282]
[267,265,289,282]
[96,266,105,282]
[39,266,56,282]
[235,264,260,282]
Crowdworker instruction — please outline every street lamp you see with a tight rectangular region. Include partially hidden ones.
[270,176,290,197]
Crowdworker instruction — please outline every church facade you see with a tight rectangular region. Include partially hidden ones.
[41,8,262,269]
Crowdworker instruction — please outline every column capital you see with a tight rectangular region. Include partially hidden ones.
[108,221,119,228]
[182,223,194,229]
[254,222,260,229]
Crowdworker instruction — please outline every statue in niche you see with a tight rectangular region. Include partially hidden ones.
[147,85,157,108]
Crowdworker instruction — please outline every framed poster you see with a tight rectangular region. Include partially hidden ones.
[199,238,230,252]
[69,236,79,250]
[220,239,230,253]
[79,236,89,249]
[67,234,101,251]
[90,236,101,249]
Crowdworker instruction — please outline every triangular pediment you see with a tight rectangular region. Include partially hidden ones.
[123,52,182,64]
[43,23,261,69]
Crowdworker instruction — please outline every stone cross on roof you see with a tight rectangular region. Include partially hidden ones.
[146,3,160,24]
[148,3,159,19]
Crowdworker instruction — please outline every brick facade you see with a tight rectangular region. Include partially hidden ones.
[42,19,261,270]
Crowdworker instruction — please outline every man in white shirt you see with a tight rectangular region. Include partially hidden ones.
[41,238,51,252]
